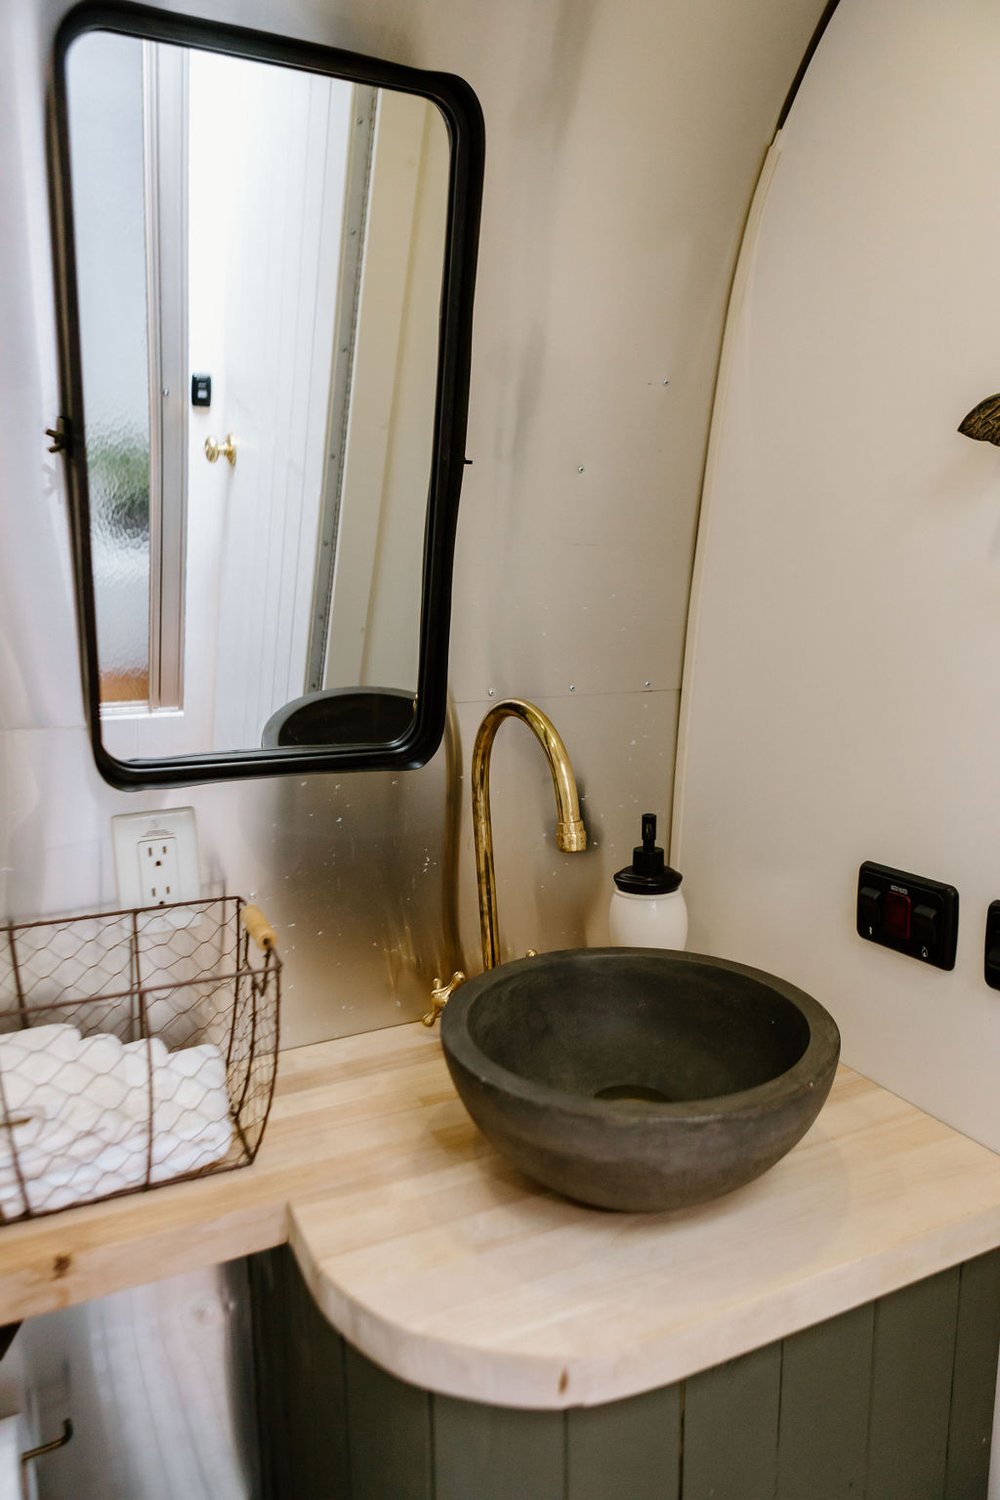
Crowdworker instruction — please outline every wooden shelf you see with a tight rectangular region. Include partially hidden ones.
[0,1023,997,1409]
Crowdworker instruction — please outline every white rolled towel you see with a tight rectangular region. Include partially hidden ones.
[0,1115,147,1184]
[0,1112,234,1219]
[123,1037,169,1070]
[151,1115,234,1178]
[0,1027,121,1100]
[0,1027,234,1219]
[152,1044,229,1133]
[0,1023,77,1054]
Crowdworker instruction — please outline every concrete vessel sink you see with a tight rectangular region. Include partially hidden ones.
[440,948,840,1212]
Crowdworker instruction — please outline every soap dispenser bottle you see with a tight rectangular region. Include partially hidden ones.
[608,812,687,949]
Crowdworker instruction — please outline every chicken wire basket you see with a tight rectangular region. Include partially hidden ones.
[0,896,280,1222]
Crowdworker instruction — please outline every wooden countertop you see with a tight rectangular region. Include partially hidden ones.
[0,1023,997,1408]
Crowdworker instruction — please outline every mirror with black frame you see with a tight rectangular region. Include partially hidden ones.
[50,3,483,787]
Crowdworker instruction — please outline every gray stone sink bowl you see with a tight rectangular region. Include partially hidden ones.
[440,948,841,1212]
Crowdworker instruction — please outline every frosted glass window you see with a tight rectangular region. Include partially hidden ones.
[67,34,151,705]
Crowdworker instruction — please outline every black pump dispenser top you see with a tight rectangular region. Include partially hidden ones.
[613,812,682,895]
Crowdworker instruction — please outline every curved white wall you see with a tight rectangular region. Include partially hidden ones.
[675,0,1000,1152]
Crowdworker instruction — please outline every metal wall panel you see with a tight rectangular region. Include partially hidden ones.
[0,0,829,1046]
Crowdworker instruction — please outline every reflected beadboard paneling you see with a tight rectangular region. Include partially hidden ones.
[17,1262,258,1500]
[0,0,829,1045]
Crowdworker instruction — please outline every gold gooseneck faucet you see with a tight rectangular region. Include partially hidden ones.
[472,699,588,970]
[423,698,587,1025]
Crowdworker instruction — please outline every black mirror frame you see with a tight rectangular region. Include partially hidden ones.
[48,0,484,788]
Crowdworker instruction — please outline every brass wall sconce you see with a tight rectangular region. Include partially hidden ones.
[958,394,1000,446]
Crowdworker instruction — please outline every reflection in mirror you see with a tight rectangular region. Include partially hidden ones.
[64,30,451,760]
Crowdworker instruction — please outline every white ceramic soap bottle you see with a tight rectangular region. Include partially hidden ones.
[608,812,687,949]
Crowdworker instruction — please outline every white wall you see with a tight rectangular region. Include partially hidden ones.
[675,0,1000,1154]
[362,98,450,690]
[0,0,827,1048]
[675,5,1000,1480]
[324,90,446,693]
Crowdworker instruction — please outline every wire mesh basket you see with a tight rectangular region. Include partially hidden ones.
[0,896,280,1222]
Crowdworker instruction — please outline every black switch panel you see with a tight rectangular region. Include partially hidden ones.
[856,861,958,970]
[983,902,1000,989]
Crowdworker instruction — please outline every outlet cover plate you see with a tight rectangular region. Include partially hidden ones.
[112,807,200,909]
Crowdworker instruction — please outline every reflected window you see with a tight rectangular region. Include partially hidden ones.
[69,34,154,706]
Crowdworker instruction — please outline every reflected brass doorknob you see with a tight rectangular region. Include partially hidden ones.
[204,433,237,466]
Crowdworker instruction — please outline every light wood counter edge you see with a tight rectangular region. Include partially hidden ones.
[291,1219,1000,1411]
[284,1030,1000,1409]
[289,1165,1000,1411]
[0,1022,993,1417]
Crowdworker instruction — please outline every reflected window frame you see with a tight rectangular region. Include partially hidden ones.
[68,32,189,717]
[49,0,484,787]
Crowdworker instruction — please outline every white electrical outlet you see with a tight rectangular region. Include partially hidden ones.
[137,834,180,905]
[112,808,200,909]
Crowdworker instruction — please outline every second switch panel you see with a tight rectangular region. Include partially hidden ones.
[856,861,958,971]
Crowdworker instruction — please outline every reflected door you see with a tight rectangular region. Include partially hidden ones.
[182,52,355,753]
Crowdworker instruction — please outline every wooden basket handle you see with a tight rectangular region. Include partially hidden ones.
[241,904,277,953]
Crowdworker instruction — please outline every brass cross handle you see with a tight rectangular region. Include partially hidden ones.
[421,971,466,1027]
[204,433,237,466]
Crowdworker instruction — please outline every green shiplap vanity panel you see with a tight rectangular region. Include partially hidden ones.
[252,1246,1000,1500]
[565,1386,680,1500]
[249,1245,350,1498]
[868,1266,960,1500]
[776,1300,875,1499]
[345,1343,433,1500]
[946,1250,1000,1500]
[682,1343,781,1499]
[434,1397,564,1500]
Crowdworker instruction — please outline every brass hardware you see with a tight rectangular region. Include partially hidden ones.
[22,1418,73,1475]
[472,699,587,971]
[422,970,466,1027]
[958,393,1000,446]
[204,433,237,466]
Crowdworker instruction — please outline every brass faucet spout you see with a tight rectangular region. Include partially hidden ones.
[471,698,587,971]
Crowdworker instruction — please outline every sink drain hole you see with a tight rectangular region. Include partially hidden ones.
[594,1083,671,1104]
